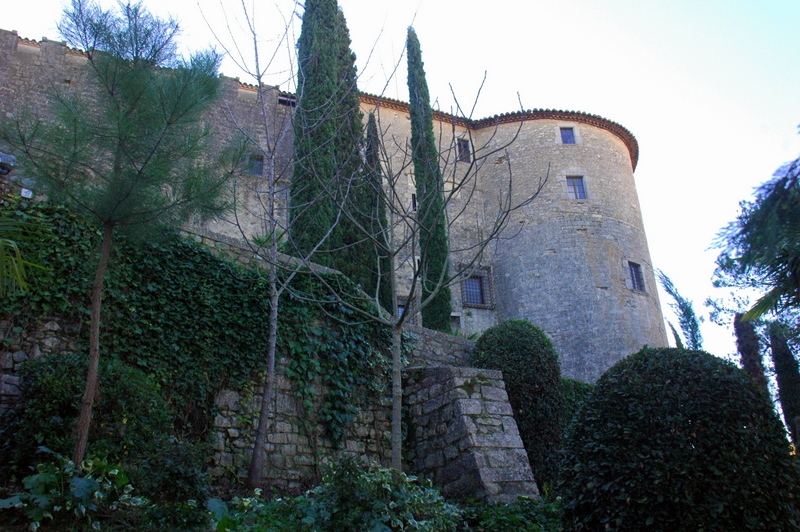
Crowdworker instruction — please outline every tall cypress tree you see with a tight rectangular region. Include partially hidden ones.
[769,321,800,444]
[289,0,365,280]
[362,112,392,311]
[734,313,769,395]
[406,27,452,332]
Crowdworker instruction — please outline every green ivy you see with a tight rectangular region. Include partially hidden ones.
[1,196,391,469]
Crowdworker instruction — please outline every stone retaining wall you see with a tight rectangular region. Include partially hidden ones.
[211,359,391,490]
[405,366,539,503]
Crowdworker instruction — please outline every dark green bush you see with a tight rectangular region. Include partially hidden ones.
[471,320,564,487]
[209,459,462,531]
[560,378,593,436]
[460,497,561,531]
[559,347,800,531]
[0,352,208,501]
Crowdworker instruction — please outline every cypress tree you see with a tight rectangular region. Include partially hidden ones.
[289,0,365,279]
[734,313,769,395]
[406,27,452,332]
[769,321,800,444]
[362,112,393,311]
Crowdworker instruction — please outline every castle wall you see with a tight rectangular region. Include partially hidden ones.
[0,29,666,382]
[475,118,667,381]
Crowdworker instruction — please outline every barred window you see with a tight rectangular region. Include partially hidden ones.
[461,268,492,308]
[629,261,646,292]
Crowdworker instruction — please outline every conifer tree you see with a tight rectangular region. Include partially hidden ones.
[0,0,237,465]
[362,112,393,311]
[406,27,452,332]
[734,313,769,395]
[289,0,365,282]
[769,321,800,444]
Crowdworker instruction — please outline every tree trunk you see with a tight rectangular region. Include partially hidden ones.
[247,267,279,487]
[734,313,769,395]
[72,221,114,465]
[769,322,800,444]
[391,324,403,470]
[248,152,281,487]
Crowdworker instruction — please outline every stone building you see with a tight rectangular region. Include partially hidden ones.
[0,29,666,382]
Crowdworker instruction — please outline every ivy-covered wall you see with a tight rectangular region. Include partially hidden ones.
[0,196,393,487]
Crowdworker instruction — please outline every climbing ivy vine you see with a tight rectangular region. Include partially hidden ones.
[1,195,391,451]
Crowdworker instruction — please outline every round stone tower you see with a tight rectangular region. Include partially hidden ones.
[473,110,667,382]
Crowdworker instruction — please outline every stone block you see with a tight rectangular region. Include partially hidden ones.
[501,417,520,435]
[215,390,240,410]
[214,414,232,428]
[43,321,61,331]
[481,386,509,402]
[484,401,513,416]
[0,352,12,369]
[11,350,28,363]
[456,399,483,416]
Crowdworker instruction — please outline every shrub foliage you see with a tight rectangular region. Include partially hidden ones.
[1,197,390,496]
[559,347,800,531]
[210,459,463,531]
[471,319,564,487]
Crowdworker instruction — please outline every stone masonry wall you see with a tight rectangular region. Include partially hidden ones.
[0,318,76,414]
[212,360,391,490]
[405,366,539,503]
[405,325,474,367]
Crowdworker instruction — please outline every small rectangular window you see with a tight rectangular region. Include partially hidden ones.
[461,268,492,308]
[560,127,576,144]
[566,176,586,200]
[629,261,646,292]
[463,276,485,305]
[457,138,471,163]
[248,154,264,176]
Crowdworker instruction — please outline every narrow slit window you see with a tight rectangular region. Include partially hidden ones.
[411,193,418,212]
[457,138,471,163]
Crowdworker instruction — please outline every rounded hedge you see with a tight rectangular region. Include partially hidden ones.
[558,347,800,531]
[471,319,564,487]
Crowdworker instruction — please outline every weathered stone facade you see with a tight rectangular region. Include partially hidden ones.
[0,28,666,382]
[405,366,538,502]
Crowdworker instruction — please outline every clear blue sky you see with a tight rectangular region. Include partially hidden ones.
[6,0,800,359]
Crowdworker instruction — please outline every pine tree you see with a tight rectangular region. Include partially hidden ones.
[0,0,237,465]
[406,27,452,332]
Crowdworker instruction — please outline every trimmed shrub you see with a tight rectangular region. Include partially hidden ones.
[559,347,800,531]
[0,353,207,501]
[471,319,564,487]
[561,378,593,436]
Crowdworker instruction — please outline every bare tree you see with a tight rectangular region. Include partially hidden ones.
[297,81,549,469]
[201,0,372,486]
